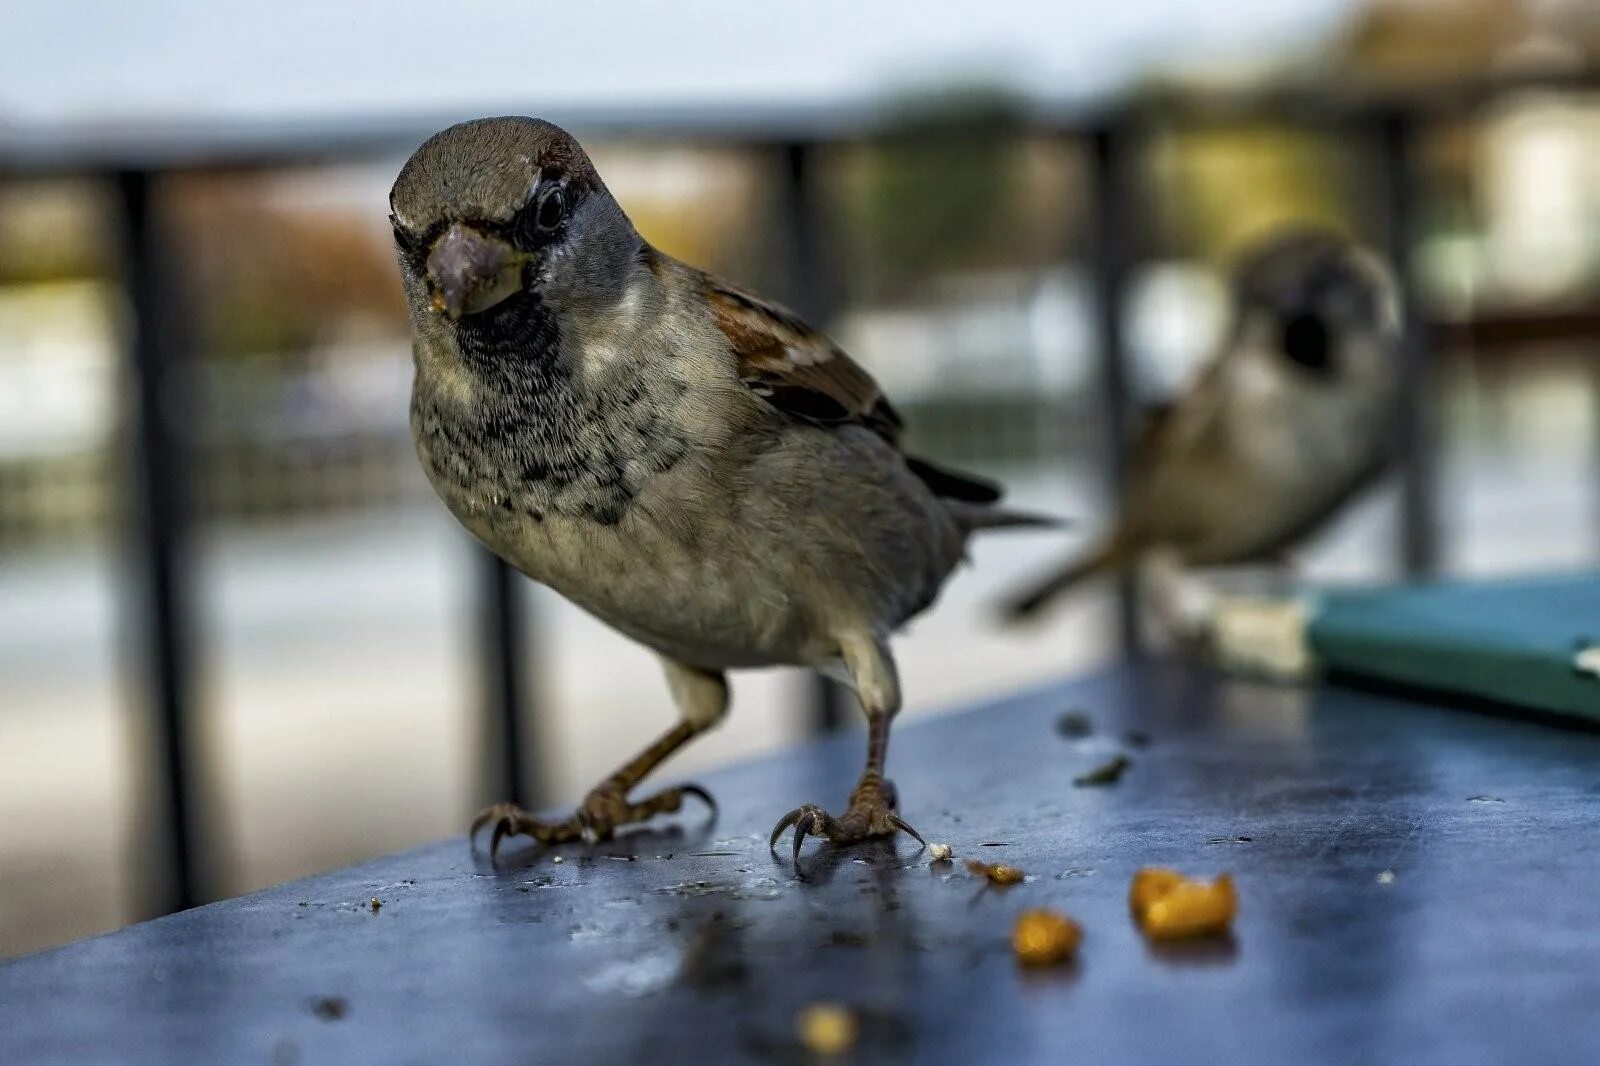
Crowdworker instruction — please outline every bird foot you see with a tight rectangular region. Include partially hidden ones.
[768,776,926,875]
[470,782,715,858]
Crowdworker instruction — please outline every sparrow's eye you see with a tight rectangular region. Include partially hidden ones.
[1280,310,1334,375]
[535,187,566,232]
[390,215,422,257]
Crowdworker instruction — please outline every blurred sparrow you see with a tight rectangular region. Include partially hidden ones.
[389,117,1050,868]
[1003,227,1401,621]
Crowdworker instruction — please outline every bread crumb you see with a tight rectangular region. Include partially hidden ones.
[1129,867,1236,940]
[1012,908,1082,966]
[967,859,1025,885]
[796,1002,857,1056]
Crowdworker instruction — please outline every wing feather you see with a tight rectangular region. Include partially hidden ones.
[707,280,902,443]
[704,272,1006,506]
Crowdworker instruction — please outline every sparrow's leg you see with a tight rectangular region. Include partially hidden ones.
[770,632,926,872]
[471,660,726,857]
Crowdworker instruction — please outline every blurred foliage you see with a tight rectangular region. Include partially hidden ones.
[0,180,113,284]
[1147,125,1352,263]
[167,174,405,361]
[1341,0,1600,89]
[838,90,1074,303]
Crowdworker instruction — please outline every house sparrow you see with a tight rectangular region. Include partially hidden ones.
[389,117,1050,868]
[1003,227,1401,621]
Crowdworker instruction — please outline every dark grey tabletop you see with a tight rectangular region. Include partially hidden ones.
[5,660,1600,1065]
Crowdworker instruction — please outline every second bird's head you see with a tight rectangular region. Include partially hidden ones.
[1231,227,1401,380]
[389,117,638,334]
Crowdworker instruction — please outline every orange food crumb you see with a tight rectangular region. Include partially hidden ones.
[1128,868,1186,915]
[1129,867,1236,940]
[1011,908,1082,966]
[796,1002,857,1056]
[967,859,1025,885]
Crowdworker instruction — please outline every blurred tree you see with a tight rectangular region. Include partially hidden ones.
[166,174,405,361]
[0,180,113,284]
[1342,0,1600,89]
[1147,125,1352,264]
[840,89,1053,303]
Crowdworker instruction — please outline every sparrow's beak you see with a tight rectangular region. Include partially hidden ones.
[425,223,527,319]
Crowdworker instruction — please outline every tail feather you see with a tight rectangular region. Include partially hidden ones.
[905,455,1002,504]
[948,502,1066,533]
[1000,539,1128,621]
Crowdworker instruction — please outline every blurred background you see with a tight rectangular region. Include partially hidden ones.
[2,0,1598,958]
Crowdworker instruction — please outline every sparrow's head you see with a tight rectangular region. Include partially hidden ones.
[1231,227,1400,378]
[389,117,638,327]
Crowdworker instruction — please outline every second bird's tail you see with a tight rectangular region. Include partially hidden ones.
[999,538,1130,621]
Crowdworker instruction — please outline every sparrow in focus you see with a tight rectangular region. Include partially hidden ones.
[389,117,1051,868]
[1002,227,1402,621]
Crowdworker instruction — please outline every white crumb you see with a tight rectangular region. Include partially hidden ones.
[1376,870,1396,885]
[928,842,953,862]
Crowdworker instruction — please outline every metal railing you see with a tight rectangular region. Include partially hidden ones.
[5,68,1600,919]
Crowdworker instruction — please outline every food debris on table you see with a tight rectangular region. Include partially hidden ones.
[928,842,953,863]
[1056,711,1093,738]
[1074,754,1131,787]
[967,859,1026,885]
[308,995,348,1022]
[796,1002,858,1056]
[369,897,383,913]
[1129,867,1236,940]
[1376,870,1397,886]
[1011,908,1082,967]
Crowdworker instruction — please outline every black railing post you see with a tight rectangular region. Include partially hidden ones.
[1374,108,1440,576]
[775,139,851,734]
[112,169,202,915]
[477,551,537,809]
[1086,122,1141,653]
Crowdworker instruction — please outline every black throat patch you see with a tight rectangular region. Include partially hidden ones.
[414,289,688,528]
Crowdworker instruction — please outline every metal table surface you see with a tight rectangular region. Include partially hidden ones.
[5,660,1600,1065]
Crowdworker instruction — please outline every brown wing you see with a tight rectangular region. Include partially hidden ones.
[705,275,1003,504]
[707,279,903,444]
[1127,357,1230,485]
[1116,359,1234,547]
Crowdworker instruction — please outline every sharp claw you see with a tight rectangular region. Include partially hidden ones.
[467,800,505,845]
[574,807,597,845]
[678,784,717,817]
[489,816,512,859]
[888,814,927,850]
[791,810,817,871]
[769,807,804,855]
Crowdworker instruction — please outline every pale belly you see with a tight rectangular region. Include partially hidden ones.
[435,477,831,671]
[1177,402,1379,564]
[412,378,965,672]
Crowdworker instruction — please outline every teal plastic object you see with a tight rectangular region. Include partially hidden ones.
[1308,573,1600,720]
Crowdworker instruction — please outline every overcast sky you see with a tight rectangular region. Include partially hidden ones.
[3,1,1354,126]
